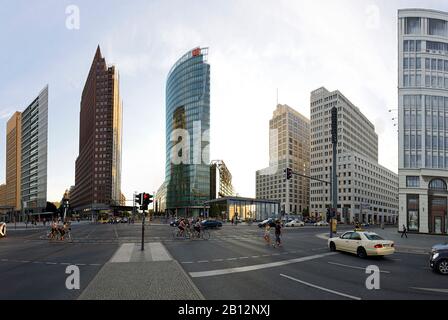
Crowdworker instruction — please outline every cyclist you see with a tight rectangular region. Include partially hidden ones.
[178,218,186,237]
[50,220,58,239]
[193,219,202,238]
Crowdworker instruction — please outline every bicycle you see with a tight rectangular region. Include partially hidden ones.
[47,226,73,242]
[172,227,190,240]
[190,228,210,240]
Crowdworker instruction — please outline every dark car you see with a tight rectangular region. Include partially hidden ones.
[430,243,448,275]
[201,220,222,229]
[258,218,276,228]
[170,220,180,227]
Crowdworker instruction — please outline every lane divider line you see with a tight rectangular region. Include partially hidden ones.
[327,261,391,274]
[280,274,362,300]
[189,252,337,278]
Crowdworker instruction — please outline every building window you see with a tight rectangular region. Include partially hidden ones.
[405,17,421,34]
[428,18,447,37]
[407,195,419,231]
[406,176,420,188]
[429,179,447,191]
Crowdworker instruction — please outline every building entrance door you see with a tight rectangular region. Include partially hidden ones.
[429,196,447,234]
[433,216,444,234]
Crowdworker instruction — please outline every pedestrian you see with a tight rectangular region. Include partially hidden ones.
[381,221,385,230]
[401,224,408,238]
[263,224,271,245]
[274,220,282,247]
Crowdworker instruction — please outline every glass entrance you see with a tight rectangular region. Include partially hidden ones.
[429,196,447,234]
[434,217,443,234]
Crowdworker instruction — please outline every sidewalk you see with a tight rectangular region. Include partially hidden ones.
[79,242,204,300]
[370,227,447,254]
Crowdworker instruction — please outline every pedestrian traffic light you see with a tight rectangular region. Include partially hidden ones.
[141,193,154,211]
[285,168,293,180]
[331,106,338,144]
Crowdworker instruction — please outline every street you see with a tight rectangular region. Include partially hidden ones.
[0,222,447,300]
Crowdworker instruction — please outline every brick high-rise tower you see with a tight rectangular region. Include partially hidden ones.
[71,46,122,213]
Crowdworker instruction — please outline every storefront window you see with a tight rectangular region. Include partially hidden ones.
[407,195,419,231]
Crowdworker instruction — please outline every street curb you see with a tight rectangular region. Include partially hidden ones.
[173,259,206,300]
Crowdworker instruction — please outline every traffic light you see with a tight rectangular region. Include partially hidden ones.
[142,193,154,211]
[135,193,142,206]
[326,208,331,223]
[285,168,293,180]
[331,106,338,144]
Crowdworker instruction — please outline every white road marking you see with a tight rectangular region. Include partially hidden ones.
[213,259,224,262]
[227,258,237,261]
[327,262,391,274]
[182,262,194,264]
[280,274,362,300]
[190,252,337,278]
[109,243,135,263]
[411,287,448,294]
[76,263,86,266]
[46,262,57,265]
[198,261,209,263]
[148,242,172,261]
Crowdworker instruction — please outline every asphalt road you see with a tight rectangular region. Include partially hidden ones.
[1,222,447,300]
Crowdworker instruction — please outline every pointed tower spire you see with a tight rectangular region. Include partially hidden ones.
[95,45,102,59]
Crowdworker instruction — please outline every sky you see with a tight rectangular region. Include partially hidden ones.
[0,0,447,202]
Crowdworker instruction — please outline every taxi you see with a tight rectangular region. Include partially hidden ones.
[328,230,395,258]
[0,222,6,238]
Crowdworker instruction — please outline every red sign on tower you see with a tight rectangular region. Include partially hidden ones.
[192,48,201,57]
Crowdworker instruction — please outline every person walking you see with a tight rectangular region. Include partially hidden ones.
[401,224,408,238]
[274,220,282,247]
[263,224,271,245]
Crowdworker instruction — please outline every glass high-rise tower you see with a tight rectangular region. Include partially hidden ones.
[165,47,210,217]
[398,9,448,234]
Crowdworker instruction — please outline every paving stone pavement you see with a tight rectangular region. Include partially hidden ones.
[78,242,204,300]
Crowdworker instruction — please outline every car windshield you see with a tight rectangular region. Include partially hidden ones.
[364,233,384,240]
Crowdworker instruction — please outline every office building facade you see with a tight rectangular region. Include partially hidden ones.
[165,47,210,217]
[20,86,48,212]
[210,160,234,200]
[310,87,398,223]
[256,104,311,215]
[398,9,448,234]
[5,112,22,211]
[71,46,123,213]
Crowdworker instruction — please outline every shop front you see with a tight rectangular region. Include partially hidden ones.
[205,197,280,222]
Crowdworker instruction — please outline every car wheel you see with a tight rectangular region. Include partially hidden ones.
[437,259,448,275]
[357,247,367,259]
[329,242,336,252]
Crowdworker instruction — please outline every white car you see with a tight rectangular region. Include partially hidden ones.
[328,231,395,258]
[314,221,329,227]
[285,220,305,227]
[0,222,6,238]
